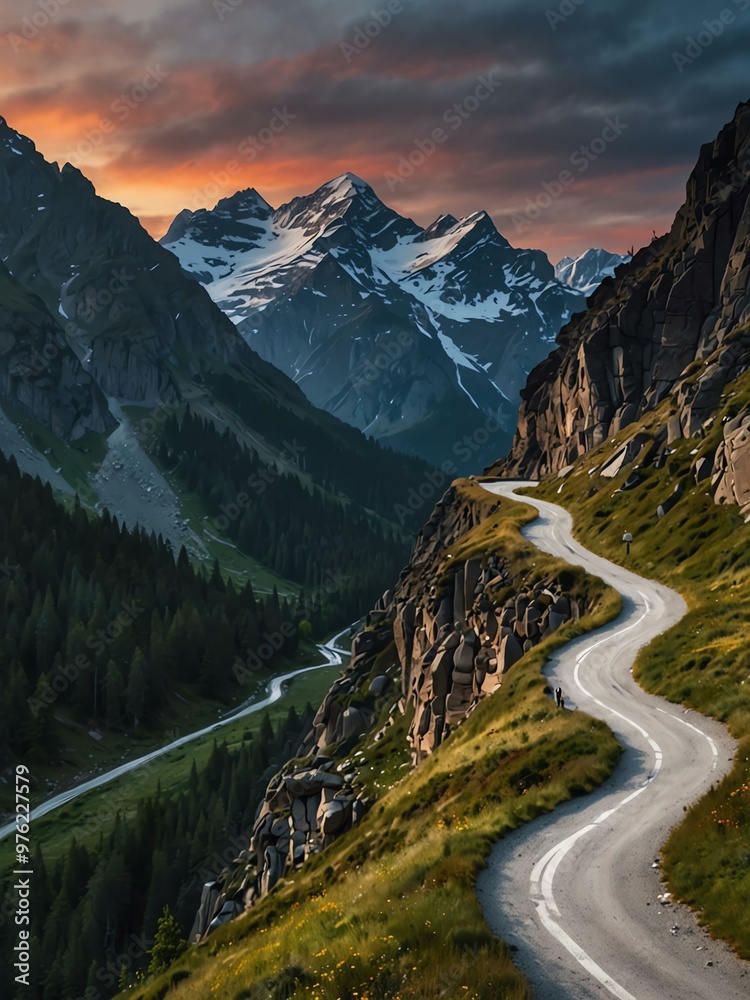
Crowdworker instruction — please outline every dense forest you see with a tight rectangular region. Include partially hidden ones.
[0,707,312,1000]
[207,372,433,522]
[0,451,305,768]
[155,410,411,618]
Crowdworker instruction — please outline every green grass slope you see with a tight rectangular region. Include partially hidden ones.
[115,487,622,1000]
[529,378,750,959]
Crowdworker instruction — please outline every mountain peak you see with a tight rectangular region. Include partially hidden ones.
[419,214,460,241]
[459,210,496,232]
[0,117,37,158]
[213,186,274,219]
[325,171,371,195]
[273,171,402,239]
[555,248,630,296]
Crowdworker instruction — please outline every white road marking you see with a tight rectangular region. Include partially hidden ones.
[480,481,741,999]
[489,486,671,999]
[535,901,638,1000]
[656,707,719,768]
[528,596,665,1000]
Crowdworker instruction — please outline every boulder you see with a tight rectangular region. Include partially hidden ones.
[393,599,416,673]
[321,800,348,837]
[454,636,476,671]
[190,882,220,942]
[271,817,290,838]
[548,610,567,632]
[369,674,390,697]
[208,899,243,933]
[341,706,365,740]
[463,559,482,609]
[291,797,309,832]
[453,566,466,621]
[430,649,454,698]
[499,633,524,672]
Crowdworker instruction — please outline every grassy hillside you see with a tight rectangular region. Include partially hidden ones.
[116,489,623,1000]
[529,379,750,959]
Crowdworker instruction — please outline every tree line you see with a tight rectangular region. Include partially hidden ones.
[155,409,411,620]
[0,707,312,1000]
[0,450,301,768]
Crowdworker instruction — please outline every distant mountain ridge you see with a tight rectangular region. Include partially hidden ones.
[555,248,630,297]
[161,173,593,467]
[0,116,431,609]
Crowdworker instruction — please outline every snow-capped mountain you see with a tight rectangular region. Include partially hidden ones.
[161,174,587,467]
[555,248,630,298]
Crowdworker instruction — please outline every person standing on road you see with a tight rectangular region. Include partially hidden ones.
[555,686,563,708]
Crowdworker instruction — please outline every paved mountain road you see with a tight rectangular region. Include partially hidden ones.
[477,481,748,1000]
[0,632,348,843]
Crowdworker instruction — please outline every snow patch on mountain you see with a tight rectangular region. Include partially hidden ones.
[555,248,630,297]
[160,174,588,466]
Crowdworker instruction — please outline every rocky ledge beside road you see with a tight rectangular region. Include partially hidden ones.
[191,482,590,940]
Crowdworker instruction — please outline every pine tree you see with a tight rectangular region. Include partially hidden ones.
[148,905,186,976]
[125,647,147,724]
[104,660,125,728]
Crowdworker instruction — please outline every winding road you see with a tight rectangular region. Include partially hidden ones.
[476,481,748,1000]
[0,631,349,843]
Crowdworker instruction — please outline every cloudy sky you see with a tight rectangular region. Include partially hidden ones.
[1,0,748,259]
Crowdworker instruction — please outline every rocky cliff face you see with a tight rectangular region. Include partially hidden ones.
[0,116,266,408]
[503,100,750,498]
[391,489,581,764]
[0,261,113,438]
[191,482,587,940]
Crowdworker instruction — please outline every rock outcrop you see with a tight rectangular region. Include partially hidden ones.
[502,99,750,511]
[191,484,587,939]
[390,486,581,763]
[190,623,392,941]
[713,406,750,514]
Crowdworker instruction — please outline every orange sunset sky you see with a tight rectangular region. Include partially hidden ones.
[1,0,748,260]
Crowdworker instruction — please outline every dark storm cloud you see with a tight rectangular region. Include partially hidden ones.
[1,0,747,255]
